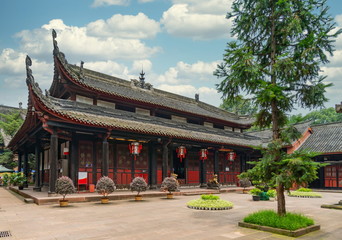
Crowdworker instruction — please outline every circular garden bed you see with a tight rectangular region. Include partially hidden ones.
[288,191,322,198]
[186,194,233,210]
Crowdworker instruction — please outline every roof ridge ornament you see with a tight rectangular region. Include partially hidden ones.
[130,70,153,90]
[25,55,34,85]
[52,29,59,55]
[79,60,85,81]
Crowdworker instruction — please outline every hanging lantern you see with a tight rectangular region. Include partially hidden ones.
[176,146,187,163]
[128,142,142,160]
[226,151,236,161]
[199,149,208,161]
[63,147,69,155]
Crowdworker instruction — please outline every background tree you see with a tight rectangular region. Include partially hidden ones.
[215,0,340,216]
[288,107,342,125]
[0,111,24,137]
[220,95,258,115]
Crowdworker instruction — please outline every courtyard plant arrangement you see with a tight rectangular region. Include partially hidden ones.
[249,188,262,201]
[96,176,116,204]
[10,172,27,190]
[288,188,322,198]
[187,194,233,210]
[161,176,179,199]
[55,176,76,207]
[130,177,148,201]
[239,210,319,237]
[238,176,251,194]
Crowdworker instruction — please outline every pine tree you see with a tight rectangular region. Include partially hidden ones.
[215,0,341,215]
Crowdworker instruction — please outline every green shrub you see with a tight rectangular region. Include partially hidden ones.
[249,188,262,196]
[55,176,76,201]
[289,191,322,198]
[201,194,220,200]
[130,177,147,196]
[266,189,276,198]
[96,176,116,197]
[243,210,314,231]
[296,187,312,192]
[187,199,233,209]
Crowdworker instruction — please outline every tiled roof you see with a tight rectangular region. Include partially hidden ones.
[33,79,261,148]
[53,52,254,127]
[247,121,312,146]
[298,122,342,153]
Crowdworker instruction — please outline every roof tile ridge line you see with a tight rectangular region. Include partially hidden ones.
[310,121,342,127]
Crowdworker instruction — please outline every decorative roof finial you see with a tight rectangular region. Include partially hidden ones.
[52,29,59,55]
[195,93,199,102]
[139,69,145,83]
[80,61,85,79]
[25,55,34,85]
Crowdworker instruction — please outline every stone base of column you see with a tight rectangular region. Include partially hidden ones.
[200,183,207,188]
[149,184,157,190]
[33,187,41,192]
[48,192,57,197]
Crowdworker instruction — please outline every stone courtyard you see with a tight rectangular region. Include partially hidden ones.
[0,187,341,240]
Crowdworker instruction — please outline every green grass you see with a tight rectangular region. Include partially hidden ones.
[289,191,322,198]
[201,194,220,200]
[243,210,314,231]
[187,198,233,209]
[296,188,312,192]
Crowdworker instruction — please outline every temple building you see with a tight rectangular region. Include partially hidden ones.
[8,30,262,193]
[8,30,341,193]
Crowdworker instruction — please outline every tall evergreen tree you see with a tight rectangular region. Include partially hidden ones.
[215,0,341,215]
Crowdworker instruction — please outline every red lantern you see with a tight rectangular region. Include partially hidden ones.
[226,151,236,161]
[128,142,142,160]
[176,146,187,163]
[199,149,208,161]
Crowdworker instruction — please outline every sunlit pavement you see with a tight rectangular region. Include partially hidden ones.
[0,187,341,240]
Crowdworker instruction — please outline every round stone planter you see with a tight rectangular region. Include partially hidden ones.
[101,197,109,204]
[135,195,143,201]
[59,200,69,207]
[166,193,174,199]
[252,195,261,201]
[187,205,233,211]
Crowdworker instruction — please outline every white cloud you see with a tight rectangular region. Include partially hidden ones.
[91,0,130,7]
[138,0,155,3]
[157,84,221,106]
[0,48,52,89]
[156,60,220,84]
[161,1,233,40]
[87,13,160,39]
[15,19,160,62]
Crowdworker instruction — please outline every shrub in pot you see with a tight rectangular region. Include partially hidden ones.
[161,177,179,199]
[10,172,27,190]
[130,177,147,201]
[237,172,251,193]
[96,176,116,204]
[55,176,76,207]
[249,188,262,201]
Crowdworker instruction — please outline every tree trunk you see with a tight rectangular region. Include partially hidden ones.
[276,183,286,216]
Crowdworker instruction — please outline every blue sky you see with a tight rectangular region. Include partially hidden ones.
[1,0,342,115]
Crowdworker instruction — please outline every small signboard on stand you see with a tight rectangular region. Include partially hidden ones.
[78,172,87,192]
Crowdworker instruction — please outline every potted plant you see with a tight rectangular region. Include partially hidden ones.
[130,177,147,201]
[96,176,116,204]
[55,176,76,207]
[249,188,262,201]
[11,172,27,190]
[238,172,252,194]
[161,177,179,199]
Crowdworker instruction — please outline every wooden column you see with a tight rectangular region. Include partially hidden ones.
[162,140,170,180]
[102,139,109,176]
[214,150,219,182]
[49,132,58,194]
[148,142,157,189]
[41,149,45,187]
[92,140,97,184]
[33,138,41,191]
[70,133,79,185]
[200,157,207,188]
[23,149,29,188]
[17,152,22,173]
